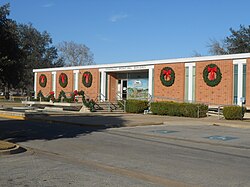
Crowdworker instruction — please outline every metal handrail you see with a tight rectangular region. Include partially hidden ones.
[115,92,126,112]
[95,93,114,112]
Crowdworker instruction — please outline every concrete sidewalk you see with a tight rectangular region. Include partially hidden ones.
[0,109,250,128]
[25,112,250,129]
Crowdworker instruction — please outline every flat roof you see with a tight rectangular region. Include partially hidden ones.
[33,53,250,73]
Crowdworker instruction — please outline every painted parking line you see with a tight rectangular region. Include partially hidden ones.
[205,135,238,141]
[150,130,178,134]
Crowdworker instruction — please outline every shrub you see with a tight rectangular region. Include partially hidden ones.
[150,101,208,118]
[125,99,148,113]
[35,90,49,102]
[223,106,246,120]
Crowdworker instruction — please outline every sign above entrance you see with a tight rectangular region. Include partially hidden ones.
[100,65,154,72]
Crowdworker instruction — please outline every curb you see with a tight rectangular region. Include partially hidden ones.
[0,144,26,155]
[26,117,111,128]
[1,110,249,129]
[212,122,250,129]
[26,117,164,128]
[0,111,164,128]
[0,113,25,120]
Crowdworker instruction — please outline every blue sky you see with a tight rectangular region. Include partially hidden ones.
[1,0,250,64]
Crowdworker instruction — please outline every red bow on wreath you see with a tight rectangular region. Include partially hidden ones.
[40,75,45,83]
[207,66,217,81]
[73,90,78,96]
[61,74,65,83]
[162,69,172,80]
[83,73,90,84]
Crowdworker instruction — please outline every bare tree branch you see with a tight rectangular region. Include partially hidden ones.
[57,41,94,66]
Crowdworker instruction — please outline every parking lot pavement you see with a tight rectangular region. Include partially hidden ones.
[109,122,250,149]
[1,119,250,186]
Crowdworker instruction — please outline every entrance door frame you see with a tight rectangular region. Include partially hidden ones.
[99,65,154,101]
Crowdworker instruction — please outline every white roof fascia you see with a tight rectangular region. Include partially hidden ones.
[33,53,250,73]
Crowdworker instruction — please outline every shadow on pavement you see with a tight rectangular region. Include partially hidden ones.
[0,115,127,143]
[29,114,130,127]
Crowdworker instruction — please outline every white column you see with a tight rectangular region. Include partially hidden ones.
[233,59,246,105]
[34,72,37,99]
[73,70,79,91]
[185,63,195,102]
[148,67,154,98]
[100,71,106,101]
[52,72,57,95]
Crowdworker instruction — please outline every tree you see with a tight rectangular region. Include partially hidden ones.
[57,41,94,66]
[0,3,24,96]
[17,23,64,91]
[0,3,64,95]
[208,25,250,55]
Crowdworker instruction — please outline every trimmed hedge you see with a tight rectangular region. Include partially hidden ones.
[125,100,148,113]
[223,106,246,120]
[150,101,208,118]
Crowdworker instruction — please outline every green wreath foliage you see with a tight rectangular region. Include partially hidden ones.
[82,71,93,88]
[59,73,68,88]
[39,74,47,88]
[203,64,222,87]
[160,67,175,87]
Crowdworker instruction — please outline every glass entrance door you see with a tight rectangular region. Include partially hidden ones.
[117,79,127,100]
[122,80,127,99]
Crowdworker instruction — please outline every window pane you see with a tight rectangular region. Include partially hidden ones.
[233,64,238,104]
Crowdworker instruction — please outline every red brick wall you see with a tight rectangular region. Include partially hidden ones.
[108,73,117,102]
[154,63,185,101]
[79,69,99,100]
[36,72,52,96]
[56,70,73,97]
[196,60,233,105]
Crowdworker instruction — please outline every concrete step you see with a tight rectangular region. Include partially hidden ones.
[95,102,121,110]
[94,110,125,114]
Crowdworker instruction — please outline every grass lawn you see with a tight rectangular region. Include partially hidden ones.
[0,101,24,108]
[0,141,16,150]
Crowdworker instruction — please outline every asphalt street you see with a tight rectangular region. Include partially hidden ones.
[0,118,250,187]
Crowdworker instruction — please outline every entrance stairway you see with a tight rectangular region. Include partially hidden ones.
[93,101,125,113]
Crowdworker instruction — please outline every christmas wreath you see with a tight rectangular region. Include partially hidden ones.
[39,74,47,88]
[82,71,93,88]
[59,73,68,88]
[203,64,222,87]
[160,67,175,87]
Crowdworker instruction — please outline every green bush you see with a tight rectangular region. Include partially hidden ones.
[150,101,208,118]
[223,106,246,120]
[125,100,148,113]
[35,90,49,102]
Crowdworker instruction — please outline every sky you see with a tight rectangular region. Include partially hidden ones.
[1,0,250,64]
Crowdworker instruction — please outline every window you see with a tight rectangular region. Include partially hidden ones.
[192,66,196,101]
[233,64,238,104]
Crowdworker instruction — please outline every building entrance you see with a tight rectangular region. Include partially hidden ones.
[116,71,148,100]
[117,79,127,100]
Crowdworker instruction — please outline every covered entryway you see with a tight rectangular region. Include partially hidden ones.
[99,65,154,102]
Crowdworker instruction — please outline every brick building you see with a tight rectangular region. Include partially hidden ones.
[33,53,250,107]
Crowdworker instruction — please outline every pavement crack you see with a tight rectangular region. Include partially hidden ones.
[25,146,194,187]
